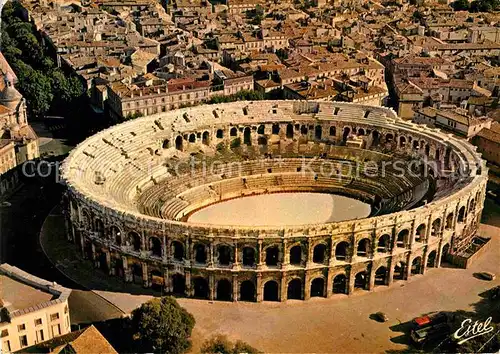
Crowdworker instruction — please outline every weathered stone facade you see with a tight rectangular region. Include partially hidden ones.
[60,100,487,302]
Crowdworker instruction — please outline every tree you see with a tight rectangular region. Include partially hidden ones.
[131,297,195,354]
[453,0,470,10]
[201,334,261,354]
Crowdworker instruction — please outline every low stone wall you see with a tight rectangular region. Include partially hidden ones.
[447,237,492,269]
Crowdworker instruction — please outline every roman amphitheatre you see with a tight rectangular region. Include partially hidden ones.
[60,100,487,302]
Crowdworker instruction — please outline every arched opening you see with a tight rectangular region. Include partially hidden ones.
[413,140,419,150]
[300,125,308,135]
[287,278,302,300]
[202,131,210,145]
[399,136,406,148]
[313,244,327,263]
[193,277,209,299]
[243,127,251,145]
[441,244,450,264]
[230,127,237,136]
[286,124,294,138]
[216,129,224,139]
[265,246,279,266]
[98,251,108,273]
[393,262,405,280]
[436,149,440,160]
[385,133,394,143]
[458,206,466,223]
[175,135,183,150]
[397,229,409,248]
[431,219,441,237]
[188,133,196,143]
[172,274,185,295]
[357,128,365,136]
[151,270,163,292]
[258,125,265,134]
[111,226,121,246]
[172,241,184,261]
[240,280,255,302]
[469,198,476,212]
[427,250,437,268]
[218,245,232,266]
[329,126,336,136]
[446,213,454,230]
[132,263,142,284]
[150,237,162,257]
[242,247,255,267]
[289,245,302,265]
[335,242,349,260]
[357,238,370,257]
[375,266,387,286]
[95,219,104,237]
[257,136,267,145]
[354,271,367,290]
[129,232,141,252]
[377,234,391,253]
[82,210,91,228]
[216,279,232,301]
[315,125,322,140]
[425,144,430,156]
[343,127,351,141]
[263,280,279,301]
[372,130,380,145]
[333,274,347,294]
[194,244,207,264]
[310,278,325,297]
[162,139,170,149]
[272,124,280,135]
[415,224,426,242]
[411,257,422,275]
[114,257,124,278]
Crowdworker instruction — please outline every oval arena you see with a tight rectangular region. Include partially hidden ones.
[61,101,487,302]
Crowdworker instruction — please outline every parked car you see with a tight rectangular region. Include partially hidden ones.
[411,312,448,331]
[478,272,496,281]
[411,322,451,347]
[374,312,388,322]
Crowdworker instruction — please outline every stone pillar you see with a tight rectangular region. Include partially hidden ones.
[390,231,397,254]
[257,240,264,268]
[185,238,191,266]
[347,269,355,295]
[368,264,376,291]
[209,273,215,300]
[326,269,333,297]
[425,216,432,242]
[233,243,239,267]
[91,243,96,264]
[142,262,149,288]
[185,270,192,297]
[164,268,171,293]
[281,274,287,302]
[256,273,263,302]
[306,240,313,267]
[435,239,444,268]
[209,242,214,267]
[282,240,289,266]
[409,222,416,248]
[162,236,167,260]
[406,254,412,280]
[387,260,395,286]
[105,251,112,275]
[232,274,238,302]
[122,256,131,282]
[422,247,429,274]
[79,232,85,256]
[140,233,146,251]
[304,272,311,300]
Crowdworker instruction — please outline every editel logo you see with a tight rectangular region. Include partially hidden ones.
[452,317,494,345]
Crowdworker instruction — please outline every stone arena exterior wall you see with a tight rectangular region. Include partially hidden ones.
[61,101,488,302]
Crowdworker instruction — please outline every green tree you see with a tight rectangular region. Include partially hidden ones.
[201,334,261,354]
[17,68,54,118]
[131,297,195,354]
[453,0,470,10]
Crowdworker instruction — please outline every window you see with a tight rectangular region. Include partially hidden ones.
[1,329,8,338]
[35,318,42,326]
[64,305,68,314]
[36,329,44,343]
[50,313,60,321]
[18,324,26,332]
[19,334,28,348]
[2,340,11,353]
